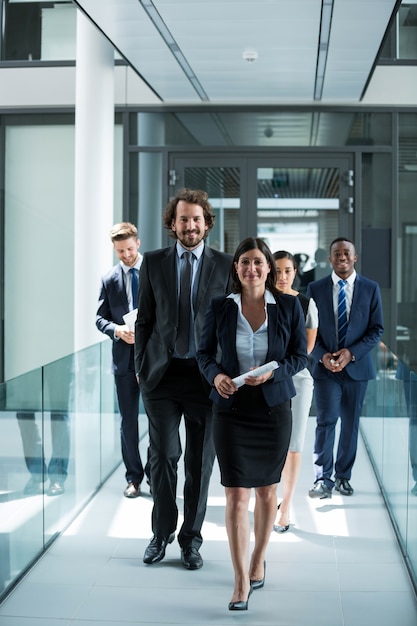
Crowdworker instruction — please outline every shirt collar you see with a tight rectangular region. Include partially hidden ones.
[331,269,356,286]
[227,289,276,304]
[120,253,143,274]
[176,241,204,260]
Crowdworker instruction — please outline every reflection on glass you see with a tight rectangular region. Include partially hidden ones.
[396,361,417,496]
[16,411,69,496]
[2,1,76,62]
[183,166,240,254]
[0,343,121,602]
[381,2,417,61]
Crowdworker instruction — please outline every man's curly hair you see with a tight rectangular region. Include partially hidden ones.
[163,188,215,239]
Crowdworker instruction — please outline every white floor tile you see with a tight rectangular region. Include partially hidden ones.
[0,418,416,626]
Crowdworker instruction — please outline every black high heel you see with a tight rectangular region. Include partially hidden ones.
[273,502,289,533]
[228,586,253,611]
[250,560,266,590]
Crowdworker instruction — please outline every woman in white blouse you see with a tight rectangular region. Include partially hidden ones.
[272,251,318,532]
[197,238,307,611]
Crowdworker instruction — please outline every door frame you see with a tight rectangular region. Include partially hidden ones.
[169,151,356,245]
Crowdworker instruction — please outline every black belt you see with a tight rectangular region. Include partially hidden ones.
[170,357,198,368]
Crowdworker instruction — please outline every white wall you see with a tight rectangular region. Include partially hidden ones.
[4,123,123,380]
[4,125,75,379]
[361,66,417,105]
[0,65,160,108]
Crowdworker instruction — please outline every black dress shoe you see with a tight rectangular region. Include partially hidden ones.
[124,482,140,498]
[308,480,332,499]
[335,478,354,495]
[143,533,175,564]
[228,586,253,611]
[181,547,203,570]
[250,561,266,590]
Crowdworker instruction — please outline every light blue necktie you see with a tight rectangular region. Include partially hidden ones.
[129,268,139,309]
[337,279,348,348]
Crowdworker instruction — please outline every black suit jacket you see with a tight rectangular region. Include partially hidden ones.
[96,263,134,375]
[135,243,232,392]
[197,293,308,409]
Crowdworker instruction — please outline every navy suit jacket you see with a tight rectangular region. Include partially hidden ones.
[96,263,134,376]
[135,243,232,392]
[307,273,384,381]
[196,292,308,409]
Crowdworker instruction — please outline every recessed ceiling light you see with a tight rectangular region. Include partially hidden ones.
[242,50,258,62]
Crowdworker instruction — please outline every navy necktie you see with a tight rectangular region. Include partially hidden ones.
[176,251,192,356]
[129,268,138,309]
[337,279,348,348]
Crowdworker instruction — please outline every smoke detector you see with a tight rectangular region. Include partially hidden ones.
[242,50,258,62]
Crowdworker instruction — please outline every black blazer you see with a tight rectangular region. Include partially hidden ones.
[96,263,133,375]
[135,243,232,392]
[196,292,308,409]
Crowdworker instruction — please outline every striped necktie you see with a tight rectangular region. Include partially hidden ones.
[337,279,348,348]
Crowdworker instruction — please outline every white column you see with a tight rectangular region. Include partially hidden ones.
[74,11,115,351]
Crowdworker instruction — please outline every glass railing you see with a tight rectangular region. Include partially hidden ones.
[1,339,416,599]
[361,341,417,592]
[0,341,148,602]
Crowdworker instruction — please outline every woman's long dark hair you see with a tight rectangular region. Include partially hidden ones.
[231,237,280,296]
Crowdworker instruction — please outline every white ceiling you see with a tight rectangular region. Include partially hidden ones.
[73,0,399,104]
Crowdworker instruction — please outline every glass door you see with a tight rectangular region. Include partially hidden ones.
[170,156,246,255]
[170,153,354,266]
[249,155,353,292]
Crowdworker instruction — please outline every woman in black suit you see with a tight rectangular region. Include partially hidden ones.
[197,238,307,611]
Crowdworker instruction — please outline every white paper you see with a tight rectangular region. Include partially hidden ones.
[232,360,279,388]
[122,308,138,332]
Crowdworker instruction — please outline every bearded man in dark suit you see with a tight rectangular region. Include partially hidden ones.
[135,189,232,570]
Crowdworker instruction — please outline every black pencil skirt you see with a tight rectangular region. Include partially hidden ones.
[213,385,292,488]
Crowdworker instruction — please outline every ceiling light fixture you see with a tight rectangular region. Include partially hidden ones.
[314,0,334,100]
[242,50,259,62]
[139,0,209,101]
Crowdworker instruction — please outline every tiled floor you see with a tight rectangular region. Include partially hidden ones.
[1,418,417,626]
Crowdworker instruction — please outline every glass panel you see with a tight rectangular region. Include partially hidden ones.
[42,353,74,541]
[100,340,122,479]
[380,1,417,61]
[398,3,417,60]
[2,1,76,62]
[183,166,241,254]
[362,347,417,591]
[382,350,409,545]
[398,113,417,369]
[256,166,338,292]
[0,342,123,602]
[0,368,43,597]
[403,364,417,583]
